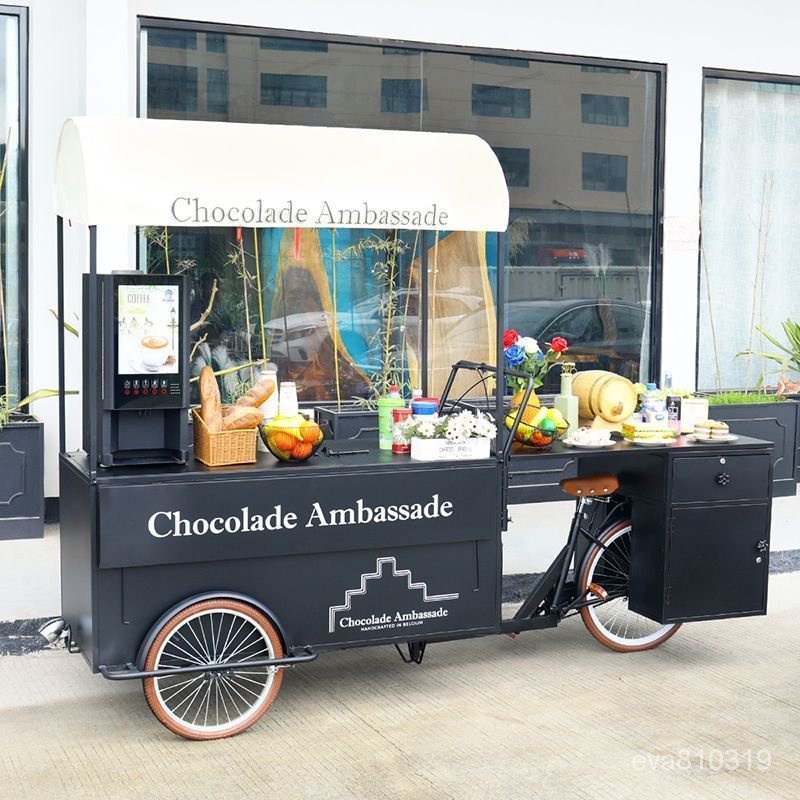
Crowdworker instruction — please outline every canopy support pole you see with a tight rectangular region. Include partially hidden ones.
[87,226,98,480]
[57,216,66,455]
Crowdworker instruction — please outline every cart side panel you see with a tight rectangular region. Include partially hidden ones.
[59,458,96,668]
[93,538,499,668]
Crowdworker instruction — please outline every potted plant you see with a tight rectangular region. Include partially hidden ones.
[0,392,51,539]
[724,318,800,492]
[398,408,497,462]
[316,231,409,439]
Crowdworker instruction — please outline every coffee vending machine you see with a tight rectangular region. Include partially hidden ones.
[83,272,191,467]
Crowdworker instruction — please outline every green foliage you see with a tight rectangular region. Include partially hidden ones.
[337,232,409,405]
[737,319,800,378]
[707,391,786,406]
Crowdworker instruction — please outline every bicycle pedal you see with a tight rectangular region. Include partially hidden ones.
[587,582,608,601]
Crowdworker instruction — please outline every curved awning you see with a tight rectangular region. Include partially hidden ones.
[54,117,510,231]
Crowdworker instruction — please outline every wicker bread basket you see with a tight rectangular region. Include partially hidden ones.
[192,408,258,466]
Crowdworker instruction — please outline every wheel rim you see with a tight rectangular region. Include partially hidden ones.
[151,608,278,736]
[584,525,677,648]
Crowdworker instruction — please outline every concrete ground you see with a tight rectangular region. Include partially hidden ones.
[1,574,798,800]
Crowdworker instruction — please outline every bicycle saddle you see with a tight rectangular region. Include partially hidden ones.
[559,473,619,497]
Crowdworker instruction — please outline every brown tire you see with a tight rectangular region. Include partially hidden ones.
[578,520,681,652]
[143,598,284,740]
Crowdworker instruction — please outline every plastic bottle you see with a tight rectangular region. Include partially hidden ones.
[378,385,406,450]
[259,365,279,421]
[641,382,658,422]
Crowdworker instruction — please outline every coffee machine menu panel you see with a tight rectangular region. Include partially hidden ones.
[114,281,184,408]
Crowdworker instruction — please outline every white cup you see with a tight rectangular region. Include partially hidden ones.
[278,381,299,417]
[140,335,169,372]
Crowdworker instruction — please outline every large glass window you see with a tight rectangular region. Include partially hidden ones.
[698,74,800,391]
[0,11,25,407]
[141,24,660,400]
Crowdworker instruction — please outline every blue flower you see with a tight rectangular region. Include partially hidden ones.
[504,343,526,367]
[536,351,544,361]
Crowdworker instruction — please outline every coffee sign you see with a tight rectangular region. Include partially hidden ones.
[117,284,179,376]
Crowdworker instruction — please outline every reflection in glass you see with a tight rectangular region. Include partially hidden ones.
[699,75,800,391]
[0,13,22,404]
[141,25,659,399]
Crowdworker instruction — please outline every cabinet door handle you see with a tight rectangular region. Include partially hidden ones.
[716,472,731,486]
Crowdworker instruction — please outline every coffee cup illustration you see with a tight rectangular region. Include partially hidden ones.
[140,334,169,371]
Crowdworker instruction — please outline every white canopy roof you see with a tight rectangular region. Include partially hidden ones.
[54,117,510,231]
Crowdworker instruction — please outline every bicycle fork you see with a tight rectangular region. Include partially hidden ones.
[551,496,610,613]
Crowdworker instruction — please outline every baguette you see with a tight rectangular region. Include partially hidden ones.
[222,405,264,431]
[199,366,223,432]
[236,377,276,408]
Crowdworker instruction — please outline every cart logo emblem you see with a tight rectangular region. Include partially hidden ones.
[329,556,459,634]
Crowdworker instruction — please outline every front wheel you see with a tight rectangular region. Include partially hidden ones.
[578,520,681,652]
[143,598,284,740]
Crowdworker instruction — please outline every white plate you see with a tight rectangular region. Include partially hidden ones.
[629,438,676,447]
[687,433,739,443]
[563,437,616,449]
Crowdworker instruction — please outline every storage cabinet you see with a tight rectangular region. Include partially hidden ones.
[629,445,773,624]
[665,504,769,621]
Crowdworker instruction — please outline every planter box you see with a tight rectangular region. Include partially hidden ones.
[315,406,378,440]
[709,400,799,497]
[410,436,491,462]
[0,417,44,540]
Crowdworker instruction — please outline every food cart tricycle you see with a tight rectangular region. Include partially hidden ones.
[48,118,774,740]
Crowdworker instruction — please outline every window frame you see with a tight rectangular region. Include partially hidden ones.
[0,5,28,401]
[696,66,800,390]
[136,15,666,388]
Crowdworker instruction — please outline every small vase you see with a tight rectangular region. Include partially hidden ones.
[555,373,579,436]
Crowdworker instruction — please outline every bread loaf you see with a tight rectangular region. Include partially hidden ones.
[199,366,223,432]
[222,405,264,431]
[236,377,276,408]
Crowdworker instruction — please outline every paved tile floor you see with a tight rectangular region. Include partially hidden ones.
[1,573,798,800]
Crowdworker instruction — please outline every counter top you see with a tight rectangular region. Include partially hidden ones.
[62,433,773,486]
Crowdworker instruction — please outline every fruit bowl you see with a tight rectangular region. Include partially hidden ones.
[504,405,568,448]
[260,416,326,462]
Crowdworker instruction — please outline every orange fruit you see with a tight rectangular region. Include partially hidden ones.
[292,441,313,460]
[300,420,321,443]
[271,430,296,452]
[314,429,325,446]
[510,389,540,410]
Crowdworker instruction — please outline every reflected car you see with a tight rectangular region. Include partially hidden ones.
[444,298,648,393]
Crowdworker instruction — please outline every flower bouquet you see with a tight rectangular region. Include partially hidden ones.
[502,329,569,448]
[397,409,497,462]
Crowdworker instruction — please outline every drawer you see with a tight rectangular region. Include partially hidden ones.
[671,453,771,504]
[507,454,577,504]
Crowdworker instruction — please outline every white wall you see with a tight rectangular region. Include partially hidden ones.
[20,0,800,568]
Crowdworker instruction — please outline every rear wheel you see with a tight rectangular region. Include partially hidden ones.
[143,598,284,740]
[578,520,681,652]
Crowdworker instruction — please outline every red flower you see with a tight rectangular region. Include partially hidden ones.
[502,329,519,348]
[550,337,568,353]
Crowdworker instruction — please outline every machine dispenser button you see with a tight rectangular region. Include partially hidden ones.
[161,388,167,395]
[124,380,131,389]
[143,388,149,395]
[124,389,131,396]
[133,380,140,389]
[161,379,168,388]
[133,389,139,395]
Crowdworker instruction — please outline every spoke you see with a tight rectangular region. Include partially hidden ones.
[218,616,247,663]
[196,616,215,663]
[218,614,241,663]
[228,672,269,694]
[160,640,207,667]
[222,627,262,663]
[221,672,261,704]
[170,678,208,717]
[203,678,214,728]
[173,629,209,664]
[209,612,218,661]
[186,619,212,663]
[191,681,213,726]
[218,674,245,719]
[160,673,204,704]
[157,673,203,697]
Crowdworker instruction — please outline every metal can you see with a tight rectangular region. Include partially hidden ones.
[392,407,412,454]
[666,395,682,433]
